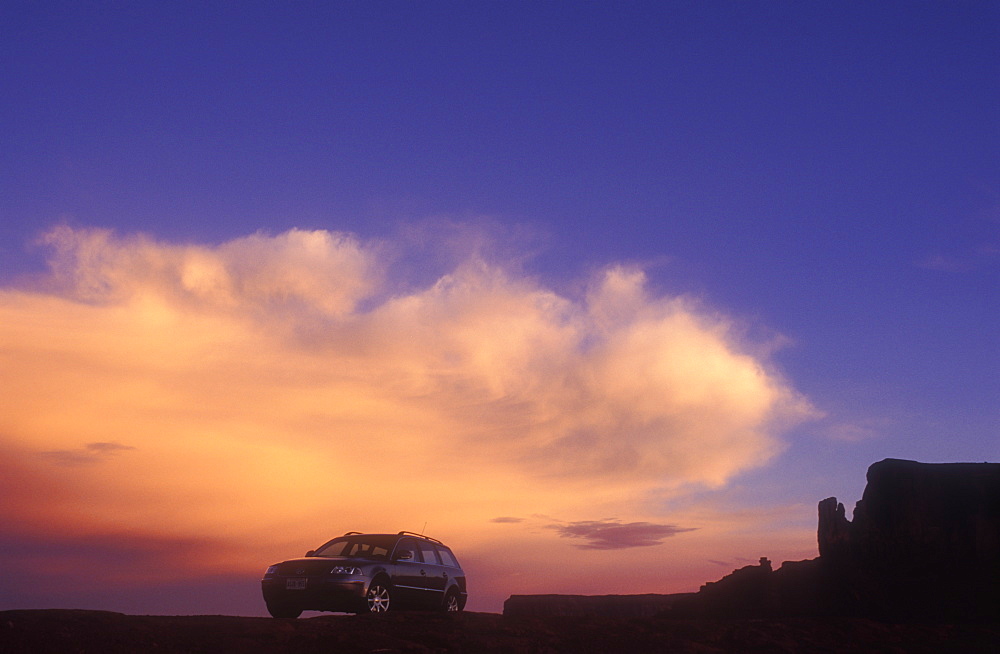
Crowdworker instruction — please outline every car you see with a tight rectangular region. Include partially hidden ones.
[261,531,468,618]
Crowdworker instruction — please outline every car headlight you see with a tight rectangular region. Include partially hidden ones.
[264,565,278,575]
[329,566,363,575]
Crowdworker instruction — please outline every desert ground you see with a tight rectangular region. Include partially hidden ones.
[3,609,1000,653]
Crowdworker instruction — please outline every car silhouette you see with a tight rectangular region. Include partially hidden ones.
[261,531,468,618]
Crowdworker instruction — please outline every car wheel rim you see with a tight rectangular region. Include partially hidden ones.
[368,585,390,612]
[446,594,459,611]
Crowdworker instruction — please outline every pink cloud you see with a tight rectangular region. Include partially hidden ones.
[548,519,697,550]
[39,441,136,466]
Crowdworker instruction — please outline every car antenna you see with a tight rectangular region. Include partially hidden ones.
[421,521,427,535]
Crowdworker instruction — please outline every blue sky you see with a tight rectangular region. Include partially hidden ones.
[1,1,997,615]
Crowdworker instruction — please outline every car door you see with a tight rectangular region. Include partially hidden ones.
[414,540,447,607]
[390,538,426,606]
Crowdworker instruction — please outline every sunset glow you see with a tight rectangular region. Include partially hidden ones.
[2,2,995,616]
[1,226,820,611]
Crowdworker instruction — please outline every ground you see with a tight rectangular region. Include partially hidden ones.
[2,609,999,653]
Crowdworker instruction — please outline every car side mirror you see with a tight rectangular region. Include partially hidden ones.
[396,549,413,561]
[305,550,316,557]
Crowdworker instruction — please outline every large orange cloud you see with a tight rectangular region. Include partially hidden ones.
[0,225,819,612]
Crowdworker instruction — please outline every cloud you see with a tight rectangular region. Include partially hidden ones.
[39,441,136,466]
[35,225,382,316]
[490,516,524,524]
[916,254,974,272]
[824,423,881,443]
[10,225,815,484]
[0,224,819,609]
[548,519,696,549]
[916,242,999,272]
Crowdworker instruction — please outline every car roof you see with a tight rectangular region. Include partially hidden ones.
[342,531,447,547]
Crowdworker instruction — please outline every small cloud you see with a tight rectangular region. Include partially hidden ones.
[916,243,998,272]
[823,417,891,442]
[548,518,696,550]
[39,442,136,466]
[490,516,524,524]
[916,254,972,272]
[86,442,136,454]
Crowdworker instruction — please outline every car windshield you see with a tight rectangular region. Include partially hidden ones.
[312,535,397,560]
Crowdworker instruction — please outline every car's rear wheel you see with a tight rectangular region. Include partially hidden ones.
[366,580,392,612]
[266,603,302,619]
[443,589,461,612]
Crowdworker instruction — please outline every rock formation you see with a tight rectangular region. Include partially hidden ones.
[817,458,1000,620]
[503,459,999,621]
[673,459,1000,621]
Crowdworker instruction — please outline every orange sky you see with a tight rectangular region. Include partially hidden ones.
[0,226,821,613]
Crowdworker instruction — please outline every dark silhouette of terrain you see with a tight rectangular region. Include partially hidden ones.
[817,458,1000,621]
[3,459,998,652]
[503,593,694,618]
[3,608,999,653]
[668,458,1000,621]
[506,458,1000,622]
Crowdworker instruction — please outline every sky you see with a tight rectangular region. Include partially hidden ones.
[1,1,997,616]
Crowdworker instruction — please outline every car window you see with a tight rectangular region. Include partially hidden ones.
[314,536,394,559]
[314,537,352,556]
[417,541,440,564]
[395,537,418,560]
[344,541,390,559]
[437,546,458,568]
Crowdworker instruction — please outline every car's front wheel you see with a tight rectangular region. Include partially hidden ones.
[366,580,392,612]
[266,603,302,619]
